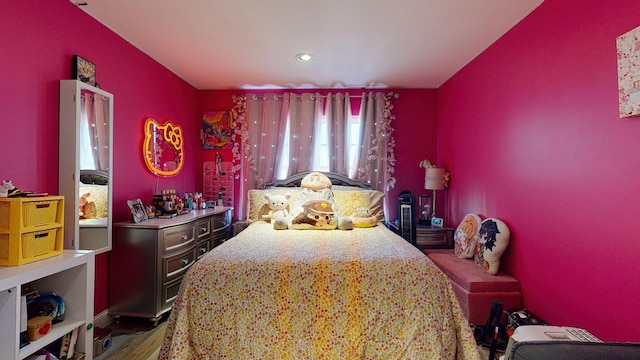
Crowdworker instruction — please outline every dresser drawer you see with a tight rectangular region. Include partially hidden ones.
[163,246,196,283]
[416,227,454,249]
[196,239,210,259]
[161,277,183,310]
[212,232,229,248]
[162,223,195,253]
[211,212,230,230]
[196,218,211,240]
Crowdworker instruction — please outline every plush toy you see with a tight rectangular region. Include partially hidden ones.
[0,180,14,197]
[290,199,337,229]
[79,192,91,218]
[287,172,354,230]
[263,192,291,227]
[0,180,18,197]
[300,172,333,191]
[350,207,378,228]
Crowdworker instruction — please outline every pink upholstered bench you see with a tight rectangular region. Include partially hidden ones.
[423,249,521,325]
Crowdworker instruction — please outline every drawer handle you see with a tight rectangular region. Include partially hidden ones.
[200,227,207,233]
[199,248,206,254]
[182,259,189,265]
[181,235,188,240]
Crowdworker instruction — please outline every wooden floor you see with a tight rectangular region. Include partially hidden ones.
[96,317,167,360]
[96,318,496,360]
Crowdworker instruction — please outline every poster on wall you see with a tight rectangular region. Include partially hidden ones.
[202,110,233,149]
[617,25,640,118]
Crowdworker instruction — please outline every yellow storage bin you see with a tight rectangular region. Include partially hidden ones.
[0,196,64,266]
[22,228,59,258]
[22,199,61,227]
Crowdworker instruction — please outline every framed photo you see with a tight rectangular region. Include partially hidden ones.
[72,55,96,86]
[202,111,233,149]
[127,198,148,223]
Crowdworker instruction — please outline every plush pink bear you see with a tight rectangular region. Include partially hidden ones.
[79,192,91,218]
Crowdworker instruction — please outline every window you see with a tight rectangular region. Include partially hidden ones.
[276,113,361,179]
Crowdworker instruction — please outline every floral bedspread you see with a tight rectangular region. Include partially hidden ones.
[159,222,480,360]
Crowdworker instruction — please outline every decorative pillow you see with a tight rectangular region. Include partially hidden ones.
[289,199,337,230]
[352,216,378,228]
[332,190,385,222]
[474,218,510,275]
[300,172,333,191]
[82,201,98,219]
[350,207,378,228]
[454,214,482,258]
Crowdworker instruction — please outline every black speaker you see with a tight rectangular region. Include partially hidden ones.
[397,191,416,246]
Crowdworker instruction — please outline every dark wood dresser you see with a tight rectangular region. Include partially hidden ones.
[109,207,232,325]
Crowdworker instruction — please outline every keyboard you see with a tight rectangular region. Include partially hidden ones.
[566,327,602,342]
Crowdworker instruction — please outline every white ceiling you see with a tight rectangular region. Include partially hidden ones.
[72,0,543,90]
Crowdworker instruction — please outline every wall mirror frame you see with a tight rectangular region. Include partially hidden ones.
[59,80,114,253]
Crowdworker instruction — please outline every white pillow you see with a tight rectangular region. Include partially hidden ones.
[474,218,510,275]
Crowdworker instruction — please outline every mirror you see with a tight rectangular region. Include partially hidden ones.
[143,118,184,177]
[59,80,113,253]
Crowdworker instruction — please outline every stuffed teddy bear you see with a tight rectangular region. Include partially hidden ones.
[262,192,291,229]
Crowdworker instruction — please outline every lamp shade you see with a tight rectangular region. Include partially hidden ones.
[424,168,446,190]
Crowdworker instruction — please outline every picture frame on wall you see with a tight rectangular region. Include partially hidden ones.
[617,25,640,118]
[202,110,233,149]
[72,55,96,86]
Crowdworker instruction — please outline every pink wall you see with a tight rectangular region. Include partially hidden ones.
[438,0,640,341]
[1,0,199,315]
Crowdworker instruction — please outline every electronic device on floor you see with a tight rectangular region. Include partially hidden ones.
[501,325,601,360]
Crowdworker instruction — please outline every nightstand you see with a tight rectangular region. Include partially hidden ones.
[416,224,454,249]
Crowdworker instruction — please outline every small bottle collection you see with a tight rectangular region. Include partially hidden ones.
[147,189,208,218]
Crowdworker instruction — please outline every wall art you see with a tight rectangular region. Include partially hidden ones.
[202,110,233,149]
[617,25,640,118]
[72,55,96,86]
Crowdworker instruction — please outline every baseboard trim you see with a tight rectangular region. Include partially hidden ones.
[94,309,113,328]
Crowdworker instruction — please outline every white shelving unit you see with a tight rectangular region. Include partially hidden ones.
[0,250,95,359]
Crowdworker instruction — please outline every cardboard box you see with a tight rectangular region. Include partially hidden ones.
[27,316,53,341]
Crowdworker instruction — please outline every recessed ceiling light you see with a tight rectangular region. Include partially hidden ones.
[295,53,314,63]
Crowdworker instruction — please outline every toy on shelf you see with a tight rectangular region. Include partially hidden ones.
[0,180,18,197]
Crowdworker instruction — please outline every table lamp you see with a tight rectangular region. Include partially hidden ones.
[424,167,446,225]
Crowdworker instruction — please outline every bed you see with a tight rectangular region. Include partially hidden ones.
[159,172,480,359]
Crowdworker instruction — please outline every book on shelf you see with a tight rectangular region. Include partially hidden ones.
[45,327,78,360]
